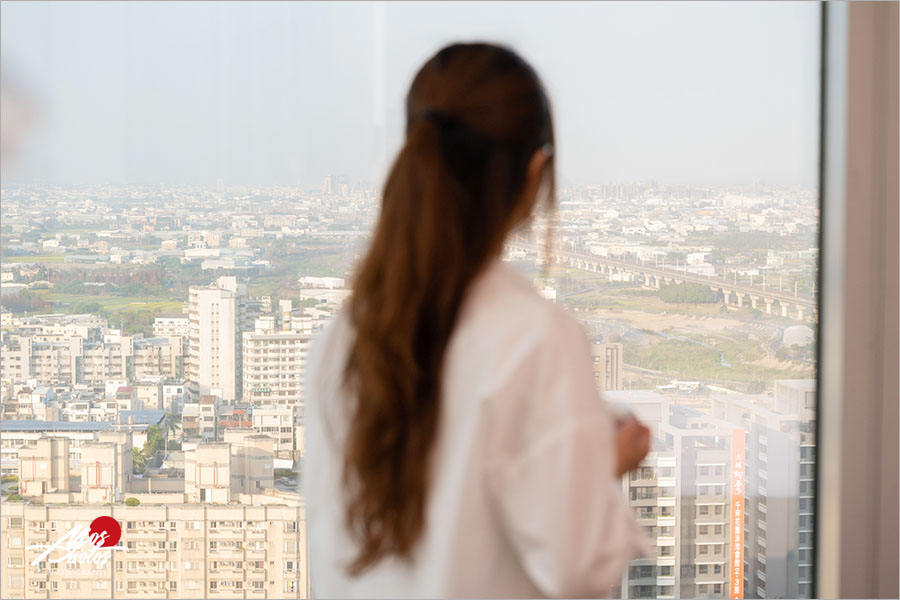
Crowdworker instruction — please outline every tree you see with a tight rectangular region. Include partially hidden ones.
[162,413,180,453]
[132,447,147,474]
[0,290,51,313]
[659,282,717,304]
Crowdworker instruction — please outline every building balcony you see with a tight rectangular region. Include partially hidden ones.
[657,536,676,546]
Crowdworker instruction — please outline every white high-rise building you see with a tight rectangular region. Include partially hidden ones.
[242,316,312,408]
[187,278,242,403]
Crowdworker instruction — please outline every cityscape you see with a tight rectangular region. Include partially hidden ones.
[1,179,817,599]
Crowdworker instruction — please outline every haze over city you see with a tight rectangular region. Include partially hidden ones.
[1,1,818,187]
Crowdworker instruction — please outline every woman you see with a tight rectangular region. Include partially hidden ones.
[305,43,652,598]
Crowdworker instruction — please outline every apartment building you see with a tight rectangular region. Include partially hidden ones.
[79,432,134,504]
[607,384,817,600]
[182,435,277,503]
[0,422,141,481]
[18,438,70,497]
[0,334,184,389]
[251,405,297,459]
[153,314,190,338]
[182,395,218,441]
[0,500,308,599]
[133,338,185,381]
[10,313,106,343]
[187,278,243,403]
[162,381,189,414]
[241,316,311,408]
[606,392,735,600]
[153,314,190,367]
[136,377,164,411]
[1,385,57,421]
[591,341,624,391]
[711,380,816,598]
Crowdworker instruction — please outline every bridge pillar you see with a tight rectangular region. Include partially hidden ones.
[749,295,759,310]
[781,303,789,318]
[737,294,744,308]
[796,305,806,321]
[764,298,773,314]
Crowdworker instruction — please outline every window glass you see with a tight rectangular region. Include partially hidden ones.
[1,1,817,599]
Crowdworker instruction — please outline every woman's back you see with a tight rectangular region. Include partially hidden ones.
[305,260,649,598]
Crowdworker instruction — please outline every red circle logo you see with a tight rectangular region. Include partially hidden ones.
[88,516,121,548]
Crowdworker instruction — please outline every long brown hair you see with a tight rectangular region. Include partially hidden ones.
[342,43,555,575]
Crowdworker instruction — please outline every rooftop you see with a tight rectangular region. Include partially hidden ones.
[0,420,112,432]
[119,410,166,425]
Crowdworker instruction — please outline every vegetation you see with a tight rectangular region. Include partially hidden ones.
[0,290,52,313]
[275,469,298,480]
[623,333,806,394]
[3,255,66,263]
[131,423,172,475]
[162,413,180,453]
[125,497,141,506]
[659,282,718,304]
[132,447,148,474]
[1,475,19,483]
[6,493,23,502]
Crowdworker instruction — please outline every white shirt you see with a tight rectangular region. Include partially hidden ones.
[304,259,650,598]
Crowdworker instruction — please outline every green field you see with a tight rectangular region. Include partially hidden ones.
[3,255,66,263]
[247,275,288,298]
[624,336,806,391]
[29,291,184,333]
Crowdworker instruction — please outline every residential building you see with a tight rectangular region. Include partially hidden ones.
[242,317,311,408]
[591,341,624,391]
[251,405,297,459]
[0,500,308,599]
[187,278,244,403]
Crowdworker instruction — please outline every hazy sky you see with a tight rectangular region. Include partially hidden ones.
[0,1,820,187]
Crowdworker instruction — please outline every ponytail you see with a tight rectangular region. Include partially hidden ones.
[341,42,554,575]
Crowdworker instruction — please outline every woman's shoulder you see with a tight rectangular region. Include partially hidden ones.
[458,260,589,354]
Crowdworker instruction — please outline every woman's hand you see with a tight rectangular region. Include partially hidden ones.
[614,414,651,477]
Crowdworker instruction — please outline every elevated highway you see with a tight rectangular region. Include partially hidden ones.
[506,241,818,322]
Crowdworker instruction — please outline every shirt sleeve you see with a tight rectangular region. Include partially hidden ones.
[484,309,652,598]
